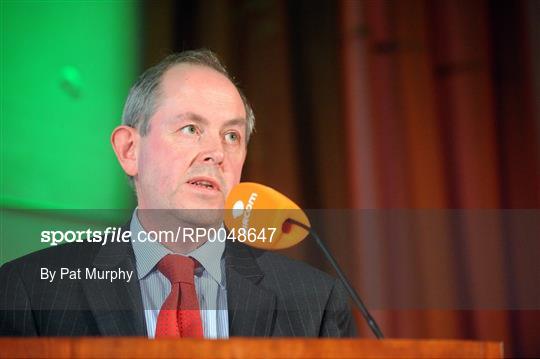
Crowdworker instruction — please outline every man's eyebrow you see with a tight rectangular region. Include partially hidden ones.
[222,118,246,128]
[174,112,208,125]
[174,113,246,128]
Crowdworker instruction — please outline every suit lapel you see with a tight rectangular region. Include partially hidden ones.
[82,230,147,336]
[225,242,276,337]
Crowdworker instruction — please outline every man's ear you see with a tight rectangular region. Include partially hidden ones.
[111,125,140,177]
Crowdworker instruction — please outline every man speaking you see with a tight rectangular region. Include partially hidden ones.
[0,49,356,338]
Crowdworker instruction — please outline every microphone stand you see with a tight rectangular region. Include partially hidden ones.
[286,218,384,339]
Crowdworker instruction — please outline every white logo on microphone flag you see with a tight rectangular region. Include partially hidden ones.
[232,200,244,218]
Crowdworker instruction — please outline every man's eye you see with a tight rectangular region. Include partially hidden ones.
[224,132,240,143]
[180,125,197,135]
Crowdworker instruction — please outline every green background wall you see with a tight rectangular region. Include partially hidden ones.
[1,1,140,263]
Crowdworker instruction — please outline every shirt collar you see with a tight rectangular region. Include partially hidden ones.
[130,209,226,287]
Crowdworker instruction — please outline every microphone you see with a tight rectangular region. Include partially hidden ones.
[224,182,384,339]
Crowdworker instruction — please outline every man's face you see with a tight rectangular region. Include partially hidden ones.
[134,64,247,214]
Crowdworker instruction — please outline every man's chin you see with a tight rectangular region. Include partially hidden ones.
[177,196,225,210]
[170,196,225,226]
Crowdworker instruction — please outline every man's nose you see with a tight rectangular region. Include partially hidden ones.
[199,134,225,165]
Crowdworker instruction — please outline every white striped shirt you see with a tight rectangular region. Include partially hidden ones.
[130,211,229,339]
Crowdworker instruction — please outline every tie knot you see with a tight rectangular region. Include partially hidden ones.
[157,254,196,284]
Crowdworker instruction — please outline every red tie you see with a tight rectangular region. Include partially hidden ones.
[155,254,203,338]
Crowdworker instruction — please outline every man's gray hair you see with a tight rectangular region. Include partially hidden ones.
[121,49,255,141]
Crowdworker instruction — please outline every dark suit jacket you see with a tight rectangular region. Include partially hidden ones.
[0,235,356,337]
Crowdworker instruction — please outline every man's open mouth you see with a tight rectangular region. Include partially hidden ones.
[186,177,221,191]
